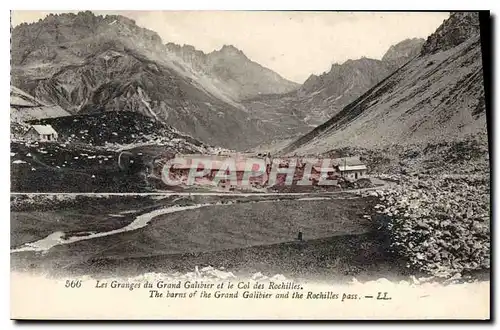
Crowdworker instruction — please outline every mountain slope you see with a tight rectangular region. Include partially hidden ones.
[283,12,486,156]
[296,57,395,124]
[10,86,70,123]
[27,111,206,150]
[10,11,281,150]
[165,43,299,100]
[243,38,426,128]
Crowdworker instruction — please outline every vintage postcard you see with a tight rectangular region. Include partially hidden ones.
[10,10,490,320]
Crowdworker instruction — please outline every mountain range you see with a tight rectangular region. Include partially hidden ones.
[283,12,486,156]
[11,11,486,160]
[242,38,425,130]
[11,11,431,150]
[165,43,299,100]
[11,12,277,149]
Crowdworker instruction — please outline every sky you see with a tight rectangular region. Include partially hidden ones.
[11,11,450,83]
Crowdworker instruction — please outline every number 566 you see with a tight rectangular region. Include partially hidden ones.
[65,280,82,288]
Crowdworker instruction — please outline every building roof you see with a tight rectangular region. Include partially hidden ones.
[339,164,367,172]
[330,156,365,166]
[29,124,58,135]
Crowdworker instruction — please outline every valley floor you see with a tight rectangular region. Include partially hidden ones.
[11,193,392,281]
[10,176,490,285]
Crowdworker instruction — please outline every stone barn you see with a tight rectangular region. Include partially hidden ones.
[331,156,368,181]
[338,164,368,180]
[24,124,58,142]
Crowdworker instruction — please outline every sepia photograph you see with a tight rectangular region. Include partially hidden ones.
[9,9,491,320]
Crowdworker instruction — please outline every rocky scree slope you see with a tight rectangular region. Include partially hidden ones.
[10,86,69,123]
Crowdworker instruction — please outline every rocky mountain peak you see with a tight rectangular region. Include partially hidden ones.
[421,12,480,55]
[382,38,425,63]
[300,37,426,97]
[165,43,201,55]
[11,11,164,67]
[213,44,246,58]
[165,41,298,100]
